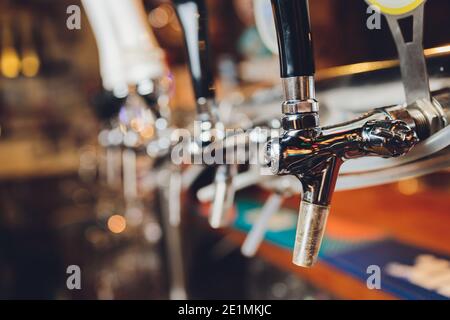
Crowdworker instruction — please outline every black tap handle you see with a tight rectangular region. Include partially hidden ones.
[93,90,126,121]
[271,0,315,78]
[173,0,214,100]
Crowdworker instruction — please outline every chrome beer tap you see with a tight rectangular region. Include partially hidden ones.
[173,0,237,229]
[84,0,172,196]
[84,0,188,299]
[265,0,448,267]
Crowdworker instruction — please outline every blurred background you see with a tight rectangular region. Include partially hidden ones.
[0,0,449,300]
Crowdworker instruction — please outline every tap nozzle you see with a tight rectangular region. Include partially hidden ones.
[293,202,330,267]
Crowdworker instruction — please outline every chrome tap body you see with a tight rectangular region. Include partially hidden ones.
[173,0,236,228]
[266,0,449,267]
[266,87,450,267]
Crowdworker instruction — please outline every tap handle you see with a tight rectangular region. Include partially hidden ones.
[93,90,126,121]
[168,167,182,227]
[384,2,430,105]
[270,0,315,78]
[173,0,215,102]
[209,164,237,229]
[241,193,284,257]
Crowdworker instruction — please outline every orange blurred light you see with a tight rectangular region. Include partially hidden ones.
[22,50,40,77]
[140,126,154,139]
[130,118,143,132]
[397,179,420,196]
[107,215,127,234]
[149,5,170,29]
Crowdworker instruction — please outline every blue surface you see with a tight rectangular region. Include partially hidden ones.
[322,240,449,300]
[234,200,379,256]
[233,199,450,300]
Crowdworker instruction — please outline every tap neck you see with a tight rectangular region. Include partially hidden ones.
[281,76,319,130]
[281,76,316,103]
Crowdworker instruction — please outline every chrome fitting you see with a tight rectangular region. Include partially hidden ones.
[281,76,319,130]
[281,76,318,114]
[281,76,317,105]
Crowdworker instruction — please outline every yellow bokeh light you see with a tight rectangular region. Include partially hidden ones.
[397,179,420,196]
[107,215,127,234]
[424,45,450,56]
[22,51,40,77]
[1,47,21,78]
[366,0,424,16]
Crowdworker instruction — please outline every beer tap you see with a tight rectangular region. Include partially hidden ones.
[173,0,237,229]
[264,0,448,267]
[83,0,171,183]
[83,0,188,299]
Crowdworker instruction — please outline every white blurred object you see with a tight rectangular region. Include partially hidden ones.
[253,0,278,55]
[82,0,165,91]
[82,0,125,91]
[241,193,283,257]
